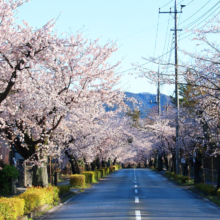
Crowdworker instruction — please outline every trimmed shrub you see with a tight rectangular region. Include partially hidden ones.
[70,174,85,187]
[217,189,220,199]
[103,167,110,175]
[0,197,25,220]
[57,185,70,195]
[93,171,101,180]
[181,176,190,183]
[81,172,94,183]
[110,166,116,172]
[195,183,217,196]
[97,169,104,177]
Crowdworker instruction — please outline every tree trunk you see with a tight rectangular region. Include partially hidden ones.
[172,153,176,173]
[157,155,163,171]
[164,154,169,171]
[188,158,191,181]
[32,164,48,187]
[194,151,202,184]
[69,158,80,174]
[211,156,214,187]
[202,157,205,184]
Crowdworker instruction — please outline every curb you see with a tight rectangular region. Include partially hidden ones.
[35,192,80,220]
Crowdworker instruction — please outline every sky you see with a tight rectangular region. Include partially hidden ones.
[15,0,220,96]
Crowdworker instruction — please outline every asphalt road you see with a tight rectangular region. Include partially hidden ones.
[43,169,220,220]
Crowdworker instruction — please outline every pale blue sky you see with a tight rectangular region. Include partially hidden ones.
[16,0,220,96]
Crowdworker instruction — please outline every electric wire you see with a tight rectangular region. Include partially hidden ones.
[160,0,173,9]
[179,5,220,41]
[118,48,175,74]
[179,0,211,25]
[119,18,172,41]
[181,1,220,30]
[153,13,160,60]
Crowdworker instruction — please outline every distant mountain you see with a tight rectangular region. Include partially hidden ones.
[124,92,171,118]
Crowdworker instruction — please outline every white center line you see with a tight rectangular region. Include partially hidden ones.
[135,185,137,187]
[135,210,141,220]
[135,189,138,193]
[135,196,139,203]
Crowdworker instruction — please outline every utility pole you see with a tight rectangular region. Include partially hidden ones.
[157,67,161,116]
[159,0,185,174]
[149,67,161,116]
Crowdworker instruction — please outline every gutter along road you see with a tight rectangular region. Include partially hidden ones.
[43,169,220,220]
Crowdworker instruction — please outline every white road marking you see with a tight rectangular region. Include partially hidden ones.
[135,196,139,203]
[135,185,137,187]
[135,210,141,220]
[135,189,138,193]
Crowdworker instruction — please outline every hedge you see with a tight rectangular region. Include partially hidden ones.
[16,186,57,213]
[217,189,220,199]
[110,166,116,172]
[57,185,70,195]
[81,172,94,183]
[165,171,190,183]
[97,169,104,177]
[0,197,25,220]
[94,170,102,180]
[195,183,217,196]
[70,174,85,187]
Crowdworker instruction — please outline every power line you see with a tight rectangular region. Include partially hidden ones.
[179,5,220,41]
[160,0,173,9]
[179,0,211,25]
[181,1,220,30]
[119,18,172,41]
[153,13,160,61]
[118,48,175,74]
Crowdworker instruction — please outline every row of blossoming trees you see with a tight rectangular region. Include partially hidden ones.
[0,0,147,187]
[134,15,220,189]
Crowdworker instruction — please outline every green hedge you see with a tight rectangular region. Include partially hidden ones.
[217,189,220,199]
[165,171,190,183]
[93,171,102,180]
[57,185,70,195]
[97,169,104,177]
[81,172,96,183]
[70,174,85,187]
[195,183,217,196]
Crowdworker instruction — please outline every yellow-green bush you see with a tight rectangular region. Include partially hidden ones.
[217,189,220,198]
[97,169,104,177]
[57,185,70,195]
[49,186,59,202]
[94,170,102,180]
[195,183,217,196]
[0,197,25,220]
[81,172,94,183]
[104,167,110,175]
[17,186,56,213]
[70,174,85,187]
